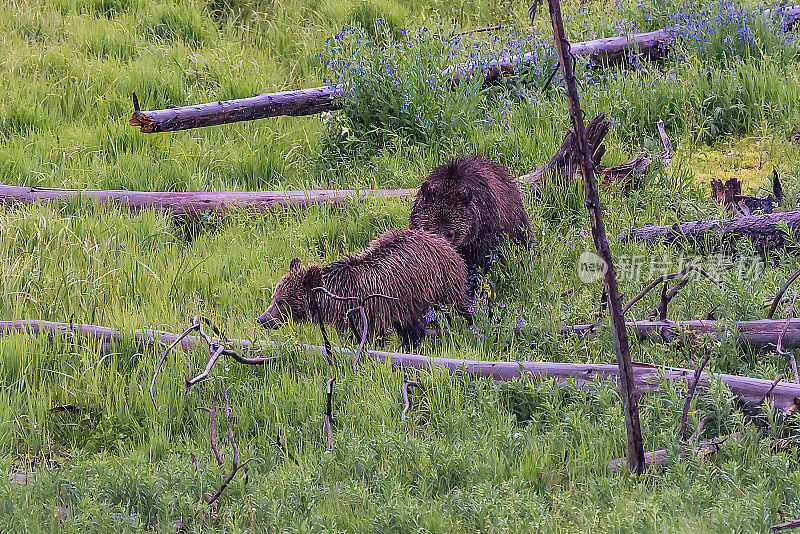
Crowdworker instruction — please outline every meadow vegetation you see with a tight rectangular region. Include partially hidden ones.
[3,0,800,530]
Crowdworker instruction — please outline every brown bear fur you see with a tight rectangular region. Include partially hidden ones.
[409,155,532,277]
[257,228,471,348]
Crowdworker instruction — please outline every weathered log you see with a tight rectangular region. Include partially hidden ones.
[0,185,416,216]
[130,29,675,133]
[619,209,800,250]
[560,318,800,351]
[4,320,800,412]
[455,29,675,86]
[0,116,620,215]
[129,6,800,133]
[130,86,341,133]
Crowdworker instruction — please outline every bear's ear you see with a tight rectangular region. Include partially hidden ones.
[303,265,323,292]
[289,258,302,272]
[455,186,473,203]
[420,181,439,197]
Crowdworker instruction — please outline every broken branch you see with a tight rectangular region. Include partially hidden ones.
[776,294,800,383]
[202,380,255,506]
[621,265,722,318]
[401,380,422,421]
[680,348,712,442]
[323,378,335,451]
[769,267,800,320]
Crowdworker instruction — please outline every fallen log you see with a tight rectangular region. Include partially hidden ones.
[4,115,668,215]
[0,185,416,216]
[3,319,800,411]
[560,318,800,351]
[448,29,674,85]
[619,209,800,250]
[129,6,800,133]
[130,86,340,133]
[129,29,674,133]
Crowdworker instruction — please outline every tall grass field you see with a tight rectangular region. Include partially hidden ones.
[3,0,800,531]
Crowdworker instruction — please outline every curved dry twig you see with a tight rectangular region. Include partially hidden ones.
[311,287,398,370]
[346,306,369,373]
[768,267,800,320]
[186,345,226,389]
[323,378,335,451]
[195,395,224,468]
[758,375,784,407]
[312,287,360,303]
[401,380,422,421]
[680,348,712,442]
[202,380,256,505]
[777,294,800,383]
[150,323,200,412]
[622,265,722,318]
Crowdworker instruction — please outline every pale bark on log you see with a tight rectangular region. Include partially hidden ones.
[0,185,416,216]
[3,319,800,411]
[130,29,675,133]
[129,6,800,133]
[2,114,669,215]
[130,86,341,133]
[619,209,800,250]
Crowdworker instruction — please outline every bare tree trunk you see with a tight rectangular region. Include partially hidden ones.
[546,0,645,474]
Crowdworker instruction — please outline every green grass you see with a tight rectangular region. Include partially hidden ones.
[4,0,800,531]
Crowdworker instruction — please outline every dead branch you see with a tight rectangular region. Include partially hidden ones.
[769,268,800,320]
[620,209,800,251]
[195,395,224,468]
[689,414,715,442]
[544,0,645,473]
[312,287,398,373]
[771,520,800,532]
[759,375,784,406]
[151,323,200,412]
[597,120,674,193]
[150,316,277,406]
[452,25,502,36]
[274,434,299,465]
[323,378,335,451]
[648,277,690,321]
[190,453,203,502]
[401,380,422,421]
[680,348,712,442]
[777,294,800,383]
[200,380,255,506]
[346,306,369,373]
[621,265,722,319]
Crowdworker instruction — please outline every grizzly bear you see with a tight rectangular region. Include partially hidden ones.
[257,228,472,349]
[409,155,532,279]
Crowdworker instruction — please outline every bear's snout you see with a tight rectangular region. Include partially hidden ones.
[257,311,280,329]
